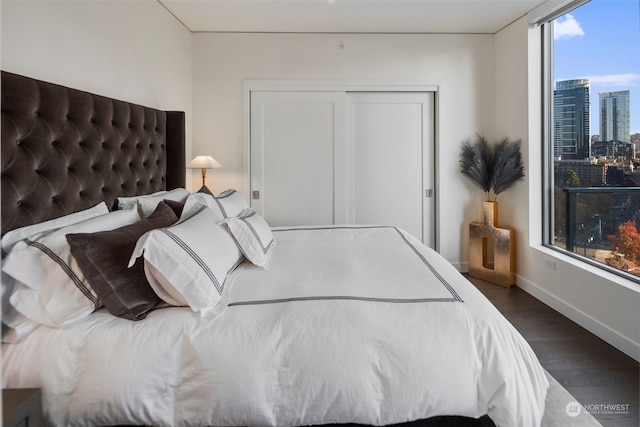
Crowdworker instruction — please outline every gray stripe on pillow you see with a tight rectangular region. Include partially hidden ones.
[24,238,101,309]
[238,210,274,254]
[213,189,238,219]
[161,229,223,294]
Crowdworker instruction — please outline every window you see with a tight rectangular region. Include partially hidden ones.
[542,0,640,283]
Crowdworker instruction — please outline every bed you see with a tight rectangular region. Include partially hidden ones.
[1,71,548,427]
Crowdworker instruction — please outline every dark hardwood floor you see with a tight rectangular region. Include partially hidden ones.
[467,275,639,427]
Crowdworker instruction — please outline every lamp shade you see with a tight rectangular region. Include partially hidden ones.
[187,155,222,169]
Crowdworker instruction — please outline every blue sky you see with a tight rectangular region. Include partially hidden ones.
[553,0,640,136]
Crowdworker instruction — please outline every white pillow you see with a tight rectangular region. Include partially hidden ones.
[1,274,39,344]
[118,189,167,211]
[1,202,109,257]
[225,208,275,268]
[215,189,250,218]
[181,193,225,221]
[1,202,110,342]
[2,208,141,327]
[130,205,243,316]
[118,188,189,217]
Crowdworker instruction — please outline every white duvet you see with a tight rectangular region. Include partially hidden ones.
[2,226,548,427]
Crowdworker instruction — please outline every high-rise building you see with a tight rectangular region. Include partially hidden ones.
[600,90,630,143]
[554,79,591,159]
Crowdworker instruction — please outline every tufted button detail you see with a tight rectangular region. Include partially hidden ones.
[1,72,182,234]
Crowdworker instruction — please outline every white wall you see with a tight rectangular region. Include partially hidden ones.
[192,32,495,265]
[1,0,193,166]
[495,17,640,361]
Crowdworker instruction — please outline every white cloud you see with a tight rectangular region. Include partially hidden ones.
[554,14,585,40]
[583,73,640,87]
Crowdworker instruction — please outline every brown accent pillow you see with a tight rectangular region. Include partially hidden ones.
[66,201,179,320]
[162,198,185,218]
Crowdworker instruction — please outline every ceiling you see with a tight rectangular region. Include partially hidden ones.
[159,0,550,34]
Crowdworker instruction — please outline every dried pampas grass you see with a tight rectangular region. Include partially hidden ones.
[459,135,525,200]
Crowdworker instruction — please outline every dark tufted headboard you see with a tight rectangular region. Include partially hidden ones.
[1,71,186,234]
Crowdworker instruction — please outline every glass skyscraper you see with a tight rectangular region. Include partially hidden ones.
[553,79,591,160]
[600,90,630,143]
[554,79,591,159]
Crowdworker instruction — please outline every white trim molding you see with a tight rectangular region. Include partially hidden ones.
[517,274,640,363]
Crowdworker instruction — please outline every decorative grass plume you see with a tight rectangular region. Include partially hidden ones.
[492,138,525,198]
[459,135,525,201]
[459,135,494,199]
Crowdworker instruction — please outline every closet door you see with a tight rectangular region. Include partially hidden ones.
[249,89,435,247]
[250,91,347,226]
[348,92,435,246]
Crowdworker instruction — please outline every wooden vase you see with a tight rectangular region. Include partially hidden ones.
[468,201,515,287]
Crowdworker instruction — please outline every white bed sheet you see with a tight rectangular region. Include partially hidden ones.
[2,226,548,427]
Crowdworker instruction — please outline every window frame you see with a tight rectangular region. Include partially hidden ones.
[540,0,640,285]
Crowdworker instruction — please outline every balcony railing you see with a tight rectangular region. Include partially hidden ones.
[561,187,640,280]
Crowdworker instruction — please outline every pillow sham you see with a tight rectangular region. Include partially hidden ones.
[180,193,225,221]
[118,189,168,211]
[2,208,141,327]
[118,188,189,217]
[66,202,178,321]
[225,208,276,268]
[1,202,110,342]
[1,202,109,257]
[130,205,243,316]
[215,189,250,218]
[1,276,40,344]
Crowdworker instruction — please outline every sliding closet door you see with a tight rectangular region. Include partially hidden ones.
[348,92,435,246]
[249,89,435,246]
[250,91,347,226]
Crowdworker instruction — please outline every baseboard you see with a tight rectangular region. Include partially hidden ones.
[516,274,640,363]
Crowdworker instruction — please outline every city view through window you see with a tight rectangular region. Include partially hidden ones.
[551,0,640,280]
